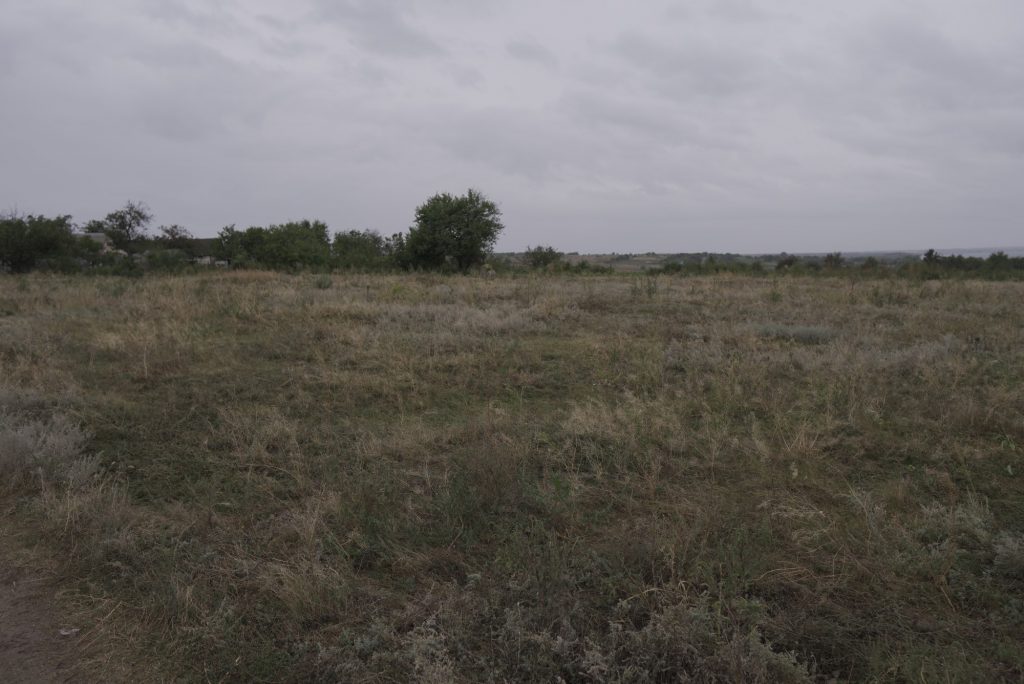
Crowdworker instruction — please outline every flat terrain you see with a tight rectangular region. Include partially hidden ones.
[1,272,1022,682]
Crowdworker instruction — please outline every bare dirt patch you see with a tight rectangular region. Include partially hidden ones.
[1,540,81,684]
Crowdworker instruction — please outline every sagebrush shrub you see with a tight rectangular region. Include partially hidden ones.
[0,388,95,490]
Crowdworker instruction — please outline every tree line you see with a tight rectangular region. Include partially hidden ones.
[4,195,1022,279]
[1,189,505,274]
[646,250,1024,279]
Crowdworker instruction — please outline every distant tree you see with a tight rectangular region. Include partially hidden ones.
[923,249,940,264]
[102,201,152,250]
[986,251,1010,269]
[403,189,503,272]
[214,221,331,269]
[823,252,845,269]
[524,245,563,269]
[654,261,685,275]
[775,255,799,270]
[156,224,195,253]
[0,212,80,272]
[81,219,107,235]
[261,220,331,269]
[332,230,387,269]
[215,225,241,261]
[385,232,408,268]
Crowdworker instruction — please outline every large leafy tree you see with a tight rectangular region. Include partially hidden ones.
[404,189,503,272]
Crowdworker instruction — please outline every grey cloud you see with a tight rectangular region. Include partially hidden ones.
[849,17,1024,112]
[0,29,19,79]
[506,39,558,68]
[450,65,484,88]
[704,0,778,23]
[610,32,764,98]
[435,107,585,180]
[127,41,238,72]
[561,89,688,140]
[119,40,280,142]
[313,0,444,58]
[145,4,321,61]
[664,0,781,24]
[558,87,741,151]
[141,2,236,36]
[136,99,221,143]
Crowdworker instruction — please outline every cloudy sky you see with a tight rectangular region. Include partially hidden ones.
[3,0,1023,252]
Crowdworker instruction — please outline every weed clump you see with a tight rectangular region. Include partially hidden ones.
[0,387,96,491]
[994,533,1024,579]
[754,323,836,344]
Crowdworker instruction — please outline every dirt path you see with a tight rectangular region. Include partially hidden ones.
[1,546,81,683]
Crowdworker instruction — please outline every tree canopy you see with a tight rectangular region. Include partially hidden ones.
[402,189,503,272]
[0,212,88,272]
[216,220,332,269]
[101,200,152,250]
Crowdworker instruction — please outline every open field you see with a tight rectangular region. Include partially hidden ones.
[1,272,1023,682]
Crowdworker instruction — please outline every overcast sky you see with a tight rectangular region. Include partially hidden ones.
[3,1,1023,252]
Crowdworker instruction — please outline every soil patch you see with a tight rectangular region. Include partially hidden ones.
[1,541,81,683]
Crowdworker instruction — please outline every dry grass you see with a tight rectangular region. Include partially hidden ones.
[1,271,1022,682]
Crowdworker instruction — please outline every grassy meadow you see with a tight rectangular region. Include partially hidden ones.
[1,271,1023,682]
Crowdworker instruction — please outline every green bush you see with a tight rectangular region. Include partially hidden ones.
[0,213,84,272]
[216,221,332,270]
[332,230,391,270]
[524,245,563,270]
